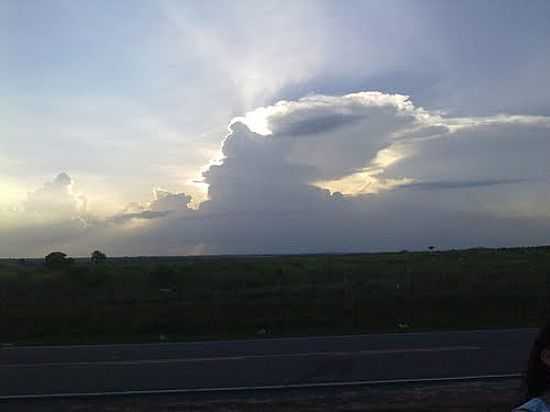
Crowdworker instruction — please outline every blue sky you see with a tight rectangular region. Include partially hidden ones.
[1,1,550,256]
[5,1,550,109]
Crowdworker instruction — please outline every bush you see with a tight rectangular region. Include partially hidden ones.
[45,252,72,269]
[91,250,107,264]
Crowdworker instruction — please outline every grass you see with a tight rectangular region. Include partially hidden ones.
[0,246,549,344]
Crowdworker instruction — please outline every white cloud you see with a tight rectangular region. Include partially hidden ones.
[19,173,86,224]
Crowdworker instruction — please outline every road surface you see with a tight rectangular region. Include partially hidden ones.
[0,328,536,399]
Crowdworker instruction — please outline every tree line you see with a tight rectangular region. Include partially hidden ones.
[44,250,107,269]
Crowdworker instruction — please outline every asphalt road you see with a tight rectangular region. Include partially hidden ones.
[0,328,537,398]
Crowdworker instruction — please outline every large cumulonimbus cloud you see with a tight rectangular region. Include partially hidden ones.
[202,92,438,207]
[2,91,550,257]
[107,92,550,255]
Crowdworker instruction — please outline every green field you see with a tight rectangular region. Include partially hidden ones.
[1,247,549,344]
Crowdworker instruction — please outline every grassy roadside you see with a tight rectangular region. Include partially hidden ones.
[1,246,549,345]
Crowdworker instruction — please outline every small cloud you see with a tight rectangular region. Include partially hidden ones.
[151,190,192,212]
[108,210,173,224]
[108,190,193,225]
[22,172,86,223]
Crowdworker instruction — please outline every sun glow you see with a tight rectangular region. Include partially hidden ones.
[0,179,26,208]
[315,172,414,196]
[314,145,412,195]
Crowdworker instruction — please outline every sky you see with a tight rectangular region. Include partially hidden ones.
[1,0,550,257]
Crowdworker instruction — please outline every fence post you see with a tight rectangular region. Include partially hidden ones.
[278,269,284,334]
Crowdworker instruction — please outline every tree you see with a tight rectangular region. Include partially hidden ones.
[45,252,70,269]
[91,250,107,264]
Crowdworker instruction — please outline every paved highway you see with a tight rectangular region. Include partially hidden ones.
[0,328,537,398]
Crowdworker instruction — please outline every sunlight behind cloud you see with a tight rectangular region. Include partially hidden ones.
[315,173,414,196]
[0,178,26,207]
[315,145,413,195]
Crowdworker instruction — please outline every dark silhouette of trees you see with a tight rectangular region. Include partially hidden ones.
[45,252,71,269]
[91,250,107,264]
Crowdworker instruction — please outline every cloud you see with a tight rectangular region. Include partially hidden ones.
[4,1,549,231]
[379,115,550,218]
[107,189,193,224]
[105,92,550,256]
[17,172,87,224]
[205,92,439,201]
[2,92,550,257]
[399,178,534,191]
[151,189,193,212]
[107,210,173,224]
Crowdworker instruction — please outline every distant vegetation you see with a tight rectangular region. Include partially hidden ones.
[90,250,107,265]
[44,251,73,269]
[0,246,549,344]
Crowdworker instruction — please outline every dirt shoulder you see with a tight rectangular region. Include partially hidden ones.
[1,379,523,412]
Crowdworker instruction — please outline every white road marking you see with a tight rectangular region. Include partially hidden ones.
[0,327,536,350]
[0,373,522,400]
[0,346,480,368]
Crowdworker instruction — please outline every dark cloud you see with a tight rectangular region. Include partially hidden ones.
[271,109,366,137]
[107,190,193,224]
[400,178,534,191]
[383,119,550,187]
